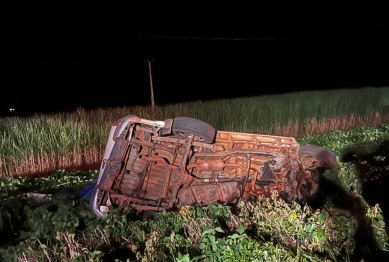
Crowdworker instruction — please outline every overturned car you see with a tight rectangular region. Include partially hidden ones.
[90,115,336,218]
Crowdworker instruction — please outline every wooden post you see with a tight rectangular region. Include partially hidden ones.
[147,59,155,108]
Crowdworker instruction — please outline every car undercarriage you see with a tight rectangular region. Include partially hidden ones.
[91,115,336,218]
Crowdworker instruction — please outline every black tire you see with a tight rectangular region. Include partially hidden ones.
[299,145,336,170]
[172,117,216,143]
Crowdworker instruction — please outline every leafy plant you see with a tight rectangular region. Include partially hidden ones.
[2,89,389,261]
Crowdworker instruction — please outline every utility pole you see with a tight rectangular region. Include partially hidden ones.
[147,59,155,108]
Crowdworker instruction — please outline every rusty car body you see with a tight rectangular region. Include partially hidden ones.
[90,115,336,218]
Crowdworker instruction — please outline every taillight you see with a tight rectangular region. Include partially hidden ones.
[110,115,140,141]
[113,118,123,127]
[112,118,123,139]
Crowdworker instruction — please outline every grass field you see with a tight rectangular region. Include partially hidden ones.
[1,86,389,178]
[1,86,389,261]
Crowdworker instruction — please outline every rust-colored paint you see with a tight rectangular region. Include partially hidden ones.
[92,116,335,214]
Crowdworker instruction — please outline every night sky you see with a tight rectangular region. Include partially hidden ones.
[2,2,389,116]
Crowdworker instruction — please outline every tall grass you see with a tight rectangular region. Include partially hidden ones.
[1,86,389,177]
[137,86,389,134]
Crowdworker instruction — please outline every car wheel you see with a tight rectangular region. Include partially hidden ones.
[172,117,216,143]
[299,145,336,170]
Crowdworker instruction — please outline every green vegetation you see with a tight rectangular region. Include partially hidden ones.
[1,122,389,262]
[1,86,389,261]
[1,86,389,177]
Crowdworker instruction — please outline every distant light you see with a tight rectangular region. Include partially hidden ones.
[9,108,15,112]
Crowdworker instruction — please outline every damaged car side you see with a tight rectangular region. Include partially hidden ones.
[90,115,336,218]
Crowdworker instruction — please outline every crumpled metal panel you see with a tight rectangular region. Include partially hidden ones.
[96,119,329,213]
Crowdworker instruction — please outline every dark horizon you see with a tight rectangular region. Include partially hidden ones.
[2,2,389,116]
